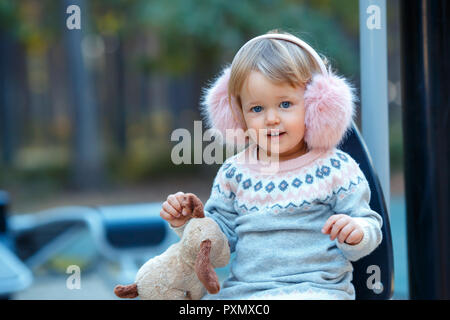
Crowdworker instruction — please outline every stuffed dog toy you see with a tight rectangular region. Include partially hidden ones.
[114,194,230,300]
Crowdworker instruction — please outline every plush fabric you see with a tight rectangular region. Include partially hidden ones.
[114,215,230,300]
[199,66,248,149]
[304,69,356,150]
[135,217,230,299]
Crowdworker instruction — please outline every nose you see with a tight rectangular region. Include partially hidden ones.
[265,109,280,126]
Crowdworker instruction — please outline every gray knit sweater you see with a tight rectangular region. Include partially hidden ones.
[173,143,383,300]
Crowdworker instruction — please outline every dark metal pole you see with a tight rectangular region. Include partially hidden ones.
[63,0,103,189]
[400,0,450,299]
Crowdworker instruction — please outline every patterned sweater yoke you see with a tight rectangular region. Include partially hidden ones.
[216,143,367,215]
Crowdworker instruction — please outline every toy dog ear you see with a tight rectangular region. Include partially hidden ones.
[200,66,249,149]
[304,69,356,150]
[181,193,204,218]
[195,239,220,294]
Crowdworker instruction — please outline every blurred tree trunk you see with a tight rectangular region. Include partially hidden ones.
[103,35,126,154]
[167,73,196,130]
[0,31,16,166]
[114,38,126,153]
[62,0,103,189]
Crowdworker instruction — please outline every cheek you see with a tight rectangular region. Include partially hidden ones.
[288,125,306,141]
[243,114,263,131]
[242,115,258,142]
[285,110,306,135]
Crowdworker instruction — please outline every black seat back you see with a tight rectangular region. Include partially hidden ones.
[339,123,394,299]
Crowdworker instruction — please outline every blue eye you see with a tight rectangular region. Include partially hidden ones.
[251,106,263,113]
[280,101,291,109]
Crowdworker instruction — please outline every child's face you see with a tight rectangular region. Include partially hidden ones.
[240,70,307,161]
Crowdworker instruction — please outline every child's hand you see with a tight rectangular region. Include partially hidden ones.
[321,214,364,245]
[160,192,204,228]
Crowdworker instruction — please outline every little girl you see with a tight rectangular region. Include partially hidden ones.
[160,30,382,300]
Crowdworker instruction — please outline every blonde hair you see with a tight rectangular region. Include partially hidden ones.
[227,30,327,128]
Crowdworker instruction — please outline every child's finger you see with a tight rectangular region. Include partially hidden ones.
[321,214,341,234]
[337,223,355,244]
[167,194,182,212]
[162,201,180,218]
[174,193,190,216]
[346,229,364,245]
[329,216,350,240]
[160,210,174,221]
[169,191,184,208]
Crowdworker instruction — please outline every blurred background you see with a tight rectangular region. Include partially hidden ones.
[0,0,407,299]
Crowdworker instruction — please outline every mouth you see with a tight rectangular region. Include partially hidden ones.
[267,131,286,138]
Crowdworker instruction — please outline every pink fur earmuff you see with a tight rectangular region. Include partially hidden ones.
[200,34,356,151]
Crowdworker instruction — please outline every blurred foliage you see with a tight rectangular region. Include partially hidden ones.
[389,113,404,173]
[0,0,356,76]
[0,0,19,30]
[0,146,69,194]
[0,0,406,203]
[306,0,359,36]
[106,138,202,184]
[0,0,60,54]
[129,0,359,75]
[1,0,361,75]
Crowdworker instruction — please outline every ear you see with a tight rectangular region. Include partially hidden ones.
[181,193,204,218]
[195,240,220,294]
[304,69,356,150]
[200,66,248,148]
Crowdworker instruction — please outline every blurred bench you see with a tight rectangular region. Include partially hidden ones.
[0,191,33,299]
[5,201,178,288]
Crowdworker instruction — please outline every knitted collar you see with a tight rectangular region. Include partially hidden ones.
[236,143,330,174]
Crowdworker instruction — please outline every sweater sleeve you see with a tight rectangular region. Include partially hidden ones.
[329,155,383,262]
[169,222,187,238]
[202,161,239,253]
[169,161,239,250]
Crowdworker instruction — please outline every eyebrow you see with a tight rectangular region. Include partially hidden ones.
[245,96,293,107]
